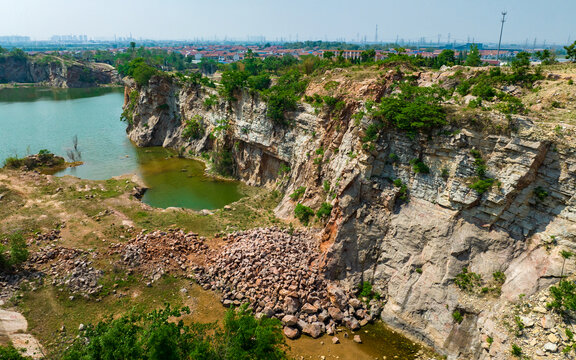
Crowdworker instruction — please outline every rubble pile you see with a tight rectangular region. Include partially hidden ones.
[111,229,210,280]
[195,227,382,339]
[29,246,103,296]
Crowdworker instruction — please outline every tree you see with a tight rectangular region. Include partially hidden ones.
[436,49,455,68]
[565,41,576,62]
[0,46,7,54]
[560,250,573,278]
[360,49,376,63]
[535,49,557,65]
[323,51,335,60]
[465,44,482,67]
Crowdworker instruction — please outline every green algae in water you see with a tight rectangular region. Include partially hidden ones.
[136,147,243,210]
[0,87,244,211]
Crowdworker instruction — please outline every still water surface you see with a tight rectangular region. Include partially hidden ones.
[0,87,242,209]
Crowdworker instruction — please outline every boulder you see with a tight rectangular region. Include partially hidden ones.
[327,284,348,309]
[282,315,298,327]
[283,326,300,340]
[343,317,360,331]
[301,303,318,314]
[302,322,324,338]
[328,307,344,322]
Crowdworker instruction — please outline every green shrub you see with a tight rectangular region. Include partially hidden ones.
[357,281,380,300]
[278,164,291,175]
[9,232,28,266]
[59,304,287,360]
[441,167,450,179]
[456,80,472,96]
[323,81,339,91]
[454,267,482,292]
[316,202,333,219]
[323,180,330,193]
[212,149,234,177]
[393,179,408,200]
[289,186,306,201]
[468,149,496,194]
[410,159,430,174]
[0,243,8,270]
[3,157,23,169]
[265,70,308,124]
[247,73,272,91]
[493,271,506,284]
[452,310,463,324]
[388,153,399,163]
[203,94,218,110]
[125,58,159,86]
[0,344,30,359]
[182,115,204,140]
[547,279,576,313]
[120,90,139,124]
[470,178,495,194]
[534,186,549,201]
[361,122,382,143]
[374,83,447,132]
[471,83,496,100]
[294,203,314,225]
[511,344,522,357]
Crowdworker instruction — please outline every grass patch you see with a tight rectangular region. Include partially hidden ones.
[18,275,188,354]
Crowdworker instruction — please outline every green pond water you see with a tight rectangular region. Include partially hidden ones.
[0,87,243,210]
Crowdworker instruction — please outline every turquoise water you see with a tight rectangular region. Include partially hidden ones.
[0,87,242,209]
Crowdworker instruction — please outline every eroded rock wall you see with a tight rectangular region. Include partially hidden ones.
[124,73,576,359]
[0,56,120,87]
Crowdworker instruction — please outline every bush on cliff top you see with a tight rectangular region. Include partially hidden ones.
[120,58,159,86]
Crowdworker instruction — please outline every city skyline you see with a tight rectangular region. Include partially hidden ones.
[1,0,574,45]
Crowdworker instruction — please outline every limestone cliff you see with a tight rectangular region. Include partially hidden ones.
[123,67,576,359]
[0,54,120,87]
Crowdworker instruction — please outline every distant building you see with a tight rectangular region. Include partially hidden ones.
[0,35,31,44]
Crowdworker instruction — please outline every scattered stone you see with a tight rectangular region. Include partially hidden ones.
[520,316,534,328]
[547,334,558,343]
[541,314,556,329]
[353,335,362,343]
[533,306,547,314]
[332,336,340,344]
[543,342,558,352]
[78,324,85,331]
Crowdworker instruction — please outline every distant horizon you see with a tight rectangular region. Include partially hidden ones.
[2,0,574,45]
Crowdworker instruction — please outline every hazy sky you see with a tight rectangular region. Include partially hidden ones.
[2,0,574,44]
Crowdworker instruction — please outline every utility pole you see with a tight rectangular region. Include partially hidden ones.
[375,25,378,43]
[496,11,507,62]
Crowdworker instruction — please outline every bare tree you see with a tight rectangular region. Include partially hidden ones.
[66,135,82,162]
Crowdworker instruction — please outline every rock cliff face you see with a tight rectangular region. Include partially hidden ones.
[124,70,576,359]
[0,55,119,87]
